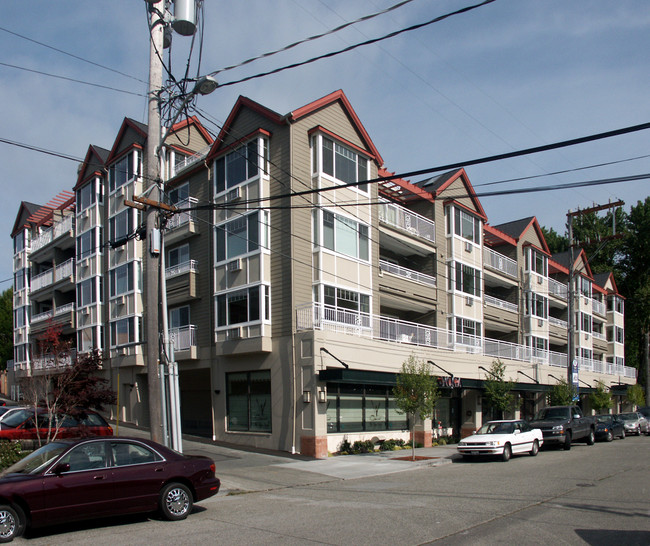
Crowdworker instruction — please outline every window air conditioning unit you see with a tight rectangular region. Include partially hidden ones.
[537,318,544,327]
[464,241,472,253]
[227,259,242,272]
[80,308,90,316]
[80,209,90,220]
[226,187,242,202]
[227,327,243,340]
[115,295,126,306]
[466,296,473,307]
[117,347,127,356]
[537,275,543,284]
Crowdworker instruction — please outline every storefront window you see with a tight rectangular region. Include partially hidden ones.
[227,371,271,433]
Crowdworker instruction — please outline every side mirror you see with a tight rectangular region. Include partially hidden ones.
[513,429,520,435]
[52,462,70,475]
[472,431,477,435]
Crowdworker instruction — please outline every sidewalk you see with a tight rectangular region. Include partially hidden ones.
[114,423,457,494]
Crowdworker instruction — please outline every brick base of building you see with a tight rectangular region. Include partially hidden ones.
[301,435,328,459]
[413,430,433,448]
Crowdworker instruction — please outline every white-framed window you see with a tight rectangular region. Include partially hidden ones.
[109,209,134,245]
[313,134,369,193]
[14,269,25,292]
[77,278,97,308]
[13,231,26,254]
[110,316,140,347]
[453,208,481,244]
[525,292,548,319]
[526,248,547,276]
[14,307,26,328]
[615,326,624,344]
[318,210,369,261]
[451,262,481,297]
[14,344,28,363]
[168,244,190,268]
[78,327,101,353]
[77,228,100,260]
[527,336,548,351]
[215,137,267,194]
[216,284,270,327]
[169,305,190,329]
[607,295,624,314]
[168,182,189,205]
[109,262,140,297]
[579,312,592,333]
[581,348,593,360]
[322,285,370,314]
[578,276,591,298]
[455,317,481,338]
[215,211,268,262]
[108,151,140,193]
[77,178,103,211]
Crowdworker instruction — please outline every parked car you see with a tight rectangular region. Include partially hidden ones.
[637,406,650,421]
[594,414,625,441]
[0,407,23,423]
[457,419,543,462]
[0,408,113,441]
[617,412,649,436]
[0,437,221,542]
[528,405,595,450]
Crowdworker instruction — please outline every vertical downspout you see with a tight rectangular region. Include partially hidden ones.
[287,115,297,455]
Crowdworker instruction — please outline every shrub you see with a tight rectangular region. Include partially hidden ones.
[379,439,396,451]
[339,439,352,454]
[352,440,375,454]
[0,441,23,470]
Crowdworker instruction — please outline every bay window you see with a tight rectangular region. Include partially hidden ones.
[453,262,481,297]
[109,262,139,297]
[215,211,267,262]
[526,292,548,319]
[216,285,269,327]
[168,244,190,268]
[526,248,547,276]
[109,209,134,245]
[77,179,102,211]
[215,137,267,194]
[110,316,139,347]
[109,151,140,193]
[77,228,99,259]
[77,278,97,308]
[453,208,481,243]
[315,135,369,193]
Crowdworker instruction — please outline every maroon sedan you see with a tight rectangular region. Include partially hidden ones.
[0,437,220,541]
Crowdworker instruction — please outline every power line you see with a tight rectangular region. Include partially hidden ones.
[209,0,417,77]
[0,137,82,163]
[0,62,146,97]
[213,0,497,88]
[0,25,147,84]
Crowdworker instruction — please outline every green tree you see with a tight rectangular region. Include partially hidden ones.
[548,378,574,406]
[626,384,645,410]
[393,355,439,460]
[590,380,613,413]
[541,226,568,255]
[0,288,13,369]
[482,359,515,419]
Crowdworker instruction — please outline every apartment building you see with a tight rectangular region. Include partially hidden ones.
[11,91,635,458]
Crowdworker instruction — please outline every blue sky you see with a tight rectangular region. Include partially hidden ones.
[1,0,649,287]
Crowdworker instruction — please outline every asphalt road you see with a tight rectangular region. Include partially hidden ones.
[19,435,650,545]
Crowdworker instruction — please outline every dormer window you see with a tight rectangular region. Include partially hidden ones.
[215,137,268,194]
[453,208,481,243]
[526,248,547,276]
[312,133,369,193]
[109,150,141,193]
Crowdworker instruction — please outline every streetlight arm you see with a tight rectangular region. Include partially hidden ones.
[427,361,453,377]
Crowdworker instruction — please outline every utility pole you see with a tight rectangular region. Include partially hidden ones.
[566,200,624,403]
[145,3,165,444]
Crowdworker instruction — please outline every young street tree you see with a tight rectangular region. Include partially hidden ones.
[626,383,645,410]
[393,355,439,460]
[590,380,613,414]
[482,359,515,420]
[548,378,574,406]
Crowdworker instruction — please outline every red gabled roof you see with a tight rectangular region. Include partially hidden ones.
[168,115,213,147]
[74,145,108,190]
[434,169,487,221]
[484,224,518,247]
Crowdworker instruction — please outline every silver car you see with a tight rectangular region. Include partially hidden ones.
[617,412,649,436]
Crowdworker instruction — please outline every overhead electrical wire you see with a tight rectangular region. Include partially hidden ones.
[0,25,147,84]
[209,0,417,77]
[0,61,145,97]
[211,0,497,88]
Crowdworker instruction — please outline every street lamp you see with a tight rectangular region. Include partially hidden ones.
[517,370,539,384]
[478,365,499,379]
[428,361,453,378]
[548,374,564,383]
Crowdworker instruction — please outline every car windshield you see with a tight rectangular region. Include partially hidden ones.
[535,408,570,420]
[0,409,32,428]
[0,442,68,476]
[618,413,637,420]
[477,422,515,435]
[596,416,613,423]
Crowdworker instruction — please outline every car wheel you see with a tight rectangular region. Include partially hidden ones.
[605,431,613,442]
[529,439,539,457]
[160,483,193,521]
[0,504,25,543]
[586,430,595,445]
[501,444,511,462]
[563,432,572,450]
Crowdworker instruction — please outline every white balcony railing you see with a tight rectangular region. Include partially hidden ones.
[296,302,636,379]
[171,146,211,177]
[484,294,518,313]
[592,298,606,317]
[169,325,197,351]
[30,269,54,292]
[55,302,75,316]
[55,258,74,282]
[167,197,198,230]
[31,309,53,323]
[31,351,73,371]
[379,259,436,287]
[548,278,568,301]
[483,248,518,279]
[378,200,435,244]
[549,316,568,329]
[166,259,198,279]
[31,215,74,252]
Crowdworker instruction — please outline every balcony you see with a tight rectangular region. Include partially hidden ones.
[31,351,74,371]
[171,146,211,177]
[170,325,197,353]
[592,298,606,317]
[379,259,436,287]
[30,258,74,294]
[548,278,568,301]
[378,200,435,244]
[549,316,568,329]
[296,302,637,379]
[484,294,518,313]
[483,248,517,279]
[167,197,198,230]
[31,215,74,253]
[166,259,198,279]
